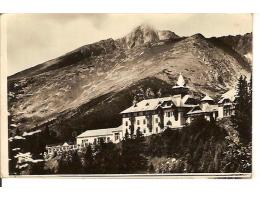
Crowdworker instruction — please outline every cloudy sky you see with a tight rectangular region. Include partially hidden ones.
[5,13,252,75]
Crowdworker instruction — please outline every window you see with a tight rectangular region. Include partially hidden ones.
[172,113,175,121]
[98,137,105,143]
[115,133,120,141]
[143,119,146,124]
[143,129,146,134]
[137,120,140,125]
[107,137,110,142]
[175,112,179,121]
[156,127,158,133]
[167,112,171,117]
[82,139,88,144]
[155,118,159,123]
[125,121,128,126]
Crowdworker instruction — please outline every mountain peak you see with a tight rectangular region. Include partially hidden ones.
[118,24,180,49]
[134,23,155,31]
[118,24,159,49]
[190,33,206,40]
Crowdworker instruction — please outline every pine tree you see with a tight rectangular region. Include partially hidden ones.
[70,150,82,174]
[233,75,252,144]
[58,153,69,174]
[121,128,148,173]
[84,145,94,173]
[248,75,252,126]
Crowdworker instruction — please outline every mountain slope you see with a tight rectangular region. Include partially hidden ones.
[209,33,252,64]
[8,25,251,139]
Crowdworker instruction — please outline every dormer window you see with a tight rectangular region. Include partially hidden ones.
[146,103,149,106]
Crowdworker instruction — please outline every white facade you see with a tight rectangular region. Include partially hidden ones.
[121,96,196,137]
[122,112,162,136]
[163,108,186,128]
[76,126,123,146]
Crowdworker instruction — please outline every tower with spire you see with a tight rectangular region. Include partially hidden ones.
[172,73,189,97]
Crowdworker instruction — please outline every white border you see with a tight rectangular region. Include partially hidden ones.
[0,0,260,199]
[0,0,258,13]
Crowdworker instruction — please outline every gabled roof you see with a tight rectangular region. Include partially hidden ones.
[187,105,203,115]
[121,98,166,114]
[120,95,195,114]
[182,95,198,106]
[187,103,218,115]
[77,125,122,138]
[218,89,237,104]
[62,142,69,146]
[218,97,232,104]
[201,95,214,102]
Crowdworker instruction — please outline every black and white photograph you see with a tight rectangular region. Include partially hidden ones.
[3,13,252,177]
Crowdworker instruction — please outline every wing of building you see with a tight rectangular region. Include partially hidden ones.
[76,125,123,146]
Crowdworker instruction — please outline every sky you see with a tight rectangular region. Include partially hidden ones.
[5,13,253,76]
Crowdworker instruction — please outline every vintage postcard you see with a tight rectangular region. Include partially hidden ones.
[0,13,253,177]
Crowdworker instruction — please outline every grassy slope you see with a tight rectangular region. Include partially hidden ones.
[8,35,250,138]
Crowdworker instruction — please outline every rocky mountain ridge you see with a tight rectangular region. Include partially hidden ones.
[8,24,252,141]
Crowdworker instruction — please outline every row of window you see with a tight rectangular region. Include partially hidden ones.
[125,127,160,134]
[165,111,179,121]
[81,133,121,145]
[224,108,233,117]
[125,118,160,126]
[125,112,178,125]
[123,110,180,119]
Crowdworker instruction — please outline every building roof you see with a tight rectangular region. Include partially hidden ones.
[187,106,204,115]
[201,95,214,102]
[62,142,69,146]
[218,89,237,104]
[120,95,195,114]
[77,125,122,138]
[187,104,218,115]
[221,89,236,100]
[218,97,232,104]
